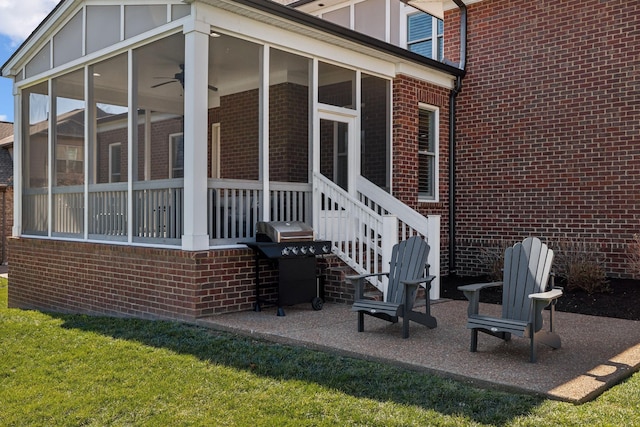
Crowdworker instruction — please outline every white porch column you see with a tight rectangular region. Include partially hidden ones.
[182,19,210,250]
[12,86,22,237]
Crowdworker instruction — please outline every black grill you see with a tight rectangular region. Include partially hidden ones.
[246,221,332,316]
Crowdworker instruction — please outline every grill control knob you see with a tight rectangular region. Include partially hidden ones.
[291,247,299,255]
[309,246,316,254]
[322,245,330,253]
[300,247,308,254]
[281,247,290,256]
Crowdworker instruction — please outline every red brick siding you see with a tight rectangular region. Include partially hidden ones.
[0,186,12,264]
[269,83,309,183]
[444,0,640,278]
[392,74,452,273]
[7,237,345,319]
[7,238,259,319]
[220,89,260,180]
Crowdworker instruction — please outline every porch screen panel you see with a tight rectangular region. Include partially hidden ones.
[318,62,355,109]
[90,53,129,238]
[52,69,85,236]
[268,49,311,223]
[133,33,185,243]
[207,34,261,241]
[124,5,167,39]
[361,73,390,191]
[22,82,49,235]
[355,0,386,41]
[53,11,82,68]
[86,6,121,54]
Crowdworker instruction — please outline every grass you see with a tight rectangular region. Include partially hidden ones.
[1,278,639,426]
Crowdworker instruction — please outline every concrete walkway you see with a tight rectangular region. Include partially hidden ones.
[197,299,640,404]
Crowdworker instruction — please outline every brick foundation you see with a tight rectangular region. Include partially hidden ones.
[7,237,356,321]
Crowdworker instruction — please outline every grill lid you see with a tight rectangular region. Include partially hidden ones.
[256,221,315,242]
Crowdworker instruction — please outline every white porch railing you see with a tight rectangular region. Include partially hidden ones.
[207,179,312,244]
[313,172,440,299]
[132,179,184,242]
[89,182,127,238]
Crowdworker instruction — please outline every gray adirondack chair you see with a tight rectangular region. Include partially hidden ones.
[348,236,437,338]
[458,237,562,362]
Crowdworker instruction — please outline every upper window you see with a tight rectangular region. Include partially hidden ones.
[418,106,438,201]
[407,13,443,61]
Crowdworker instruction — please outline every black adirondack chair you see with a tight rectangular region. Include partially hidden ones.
[458,237,562,362]
[348,236,437,338]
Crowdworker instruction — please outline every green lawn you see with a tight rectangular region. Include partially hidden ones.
[1,279,639,426]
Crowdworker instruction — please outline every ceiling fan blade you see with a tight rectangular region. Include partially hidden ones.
[151,80,178,89]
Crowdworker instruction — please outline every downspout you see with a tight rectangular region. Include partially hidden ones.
[448,0,467,276]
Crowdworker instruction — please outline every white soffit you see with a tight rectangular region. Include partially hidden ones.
[403,0,484,18]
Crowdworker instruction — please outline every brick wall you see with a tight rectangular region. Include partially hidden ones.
[7,237,347,319]
[392,74,452,274]
[220,89,260,180]
[0,186,12,264]
[445,0,640,278]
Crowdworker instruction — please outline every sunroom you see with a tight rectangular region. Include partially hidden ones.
[3,0,462,320]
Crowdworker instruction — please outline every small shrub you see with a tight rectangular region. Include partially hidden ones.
[628,234,640,279]
[554,239,609,294]
[477,240,511,281]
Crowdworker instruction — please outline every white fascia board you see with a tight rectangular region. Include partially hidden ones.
[201,5,398,78]
[395,62,456,89]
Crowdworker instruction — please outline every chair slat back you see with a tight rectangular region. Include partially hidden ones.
[502,237,554,321]
[386,236,430,304]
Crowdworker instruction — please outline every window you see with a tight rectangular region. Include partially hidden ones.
[169,133,184,178]
[407,12,443,61]
[56,145,84,174]
[418,106,438,201]
[109,143,121,183]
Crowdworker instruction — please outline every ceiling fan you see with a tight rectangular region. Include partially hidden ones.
[151,64,218,91]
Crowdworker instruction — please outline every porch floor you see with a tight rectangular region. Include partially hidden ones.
[196,300,640,404]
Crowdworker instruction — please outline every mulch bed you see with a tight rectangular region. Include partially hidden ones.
[441,276,640,322]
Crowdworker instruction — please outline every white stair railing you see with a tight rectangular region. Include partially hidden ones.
[313,172,397,293]
[312,172,440,299]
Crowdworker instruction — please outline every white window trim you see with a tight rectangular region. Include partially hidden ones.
[108,142,121,183]
[169,132,184,179]
[418,103,439,203]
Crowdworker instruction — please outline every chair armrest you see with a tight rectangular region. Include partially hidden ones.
[345,272,389,282]
[346,272,389,300]
[529,288,563,302]
[457,281,503,293]
[402,275,436,287]
[457,281,503,316]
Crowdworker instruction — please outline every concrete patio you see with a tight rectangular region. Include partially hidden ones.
[197,299,640,404]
